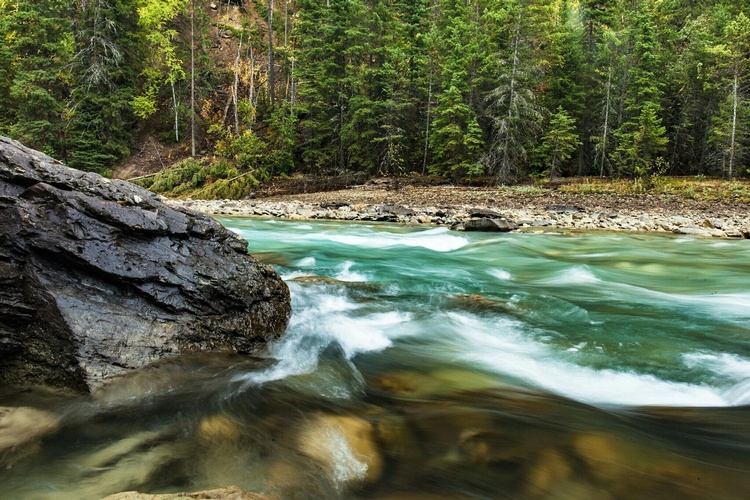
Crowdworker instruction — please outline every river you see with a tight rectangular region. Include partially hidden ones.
[2,219,750,499]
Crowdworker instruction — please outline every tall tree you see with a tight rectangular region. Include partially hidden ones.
[613,1,668,179]
[428,0,485,177]
[131,0,187,123]
[67,0,140,172]
[1,0,73,158]
[482,0,543,182]
[707,11,750,179]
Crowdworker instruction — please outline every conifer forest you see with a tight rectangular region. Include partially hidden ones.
[1,0,748,196]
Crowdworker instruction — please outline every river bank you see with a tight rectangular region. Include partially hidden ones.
[168,183,750,238]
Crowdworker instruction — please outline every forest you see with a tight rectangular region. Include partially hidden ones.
[0,0,748,198]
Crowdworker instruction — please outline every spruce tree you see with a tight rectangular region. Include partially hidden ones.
[3,0,73,158]
[613,1,668,179]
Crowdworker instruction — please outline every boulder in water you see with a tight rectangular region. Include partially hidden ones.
[0,136,291,392]
[0,406,59,465]
[460,217,517,232]
[297,413,383,486]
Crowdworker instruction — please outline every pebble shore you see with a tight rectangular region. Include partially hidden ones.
[168,196,750,238]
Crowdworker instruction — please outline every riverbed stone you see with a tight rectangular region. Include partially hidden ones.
[102,486,273,499]
[0,406,59,464]
[297,413,383,485]
[0,136,291,392]
[524,448,573,497]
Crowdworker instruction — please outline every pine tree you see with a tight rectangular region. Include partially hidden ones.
[67,0,140,173]
[2,0,74,158]
[707,11,750,179]
[482,0,543,182]
[536,106,580,179]
[613,1,668,179]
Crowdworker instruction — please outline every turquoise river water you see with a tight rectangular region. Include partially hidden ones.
[1,218,750,499]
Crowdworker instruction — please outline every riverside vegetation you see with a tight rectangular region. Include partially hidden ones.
[0,0,749,197]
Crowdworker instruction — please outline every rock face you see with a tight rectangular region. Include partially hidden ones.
[0,137,290,392]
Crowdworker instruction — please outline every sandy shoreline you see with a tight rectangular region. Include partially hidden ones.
[167,184,750,238]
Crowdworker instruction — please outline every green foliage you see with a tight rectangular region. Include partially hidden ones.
[613,2,669,179]
[133,0,188,119]
[428,85,484,176]
[136,156,261,199]
[1,0,73,156]
[2,0,750,187]
[536,107,581,179]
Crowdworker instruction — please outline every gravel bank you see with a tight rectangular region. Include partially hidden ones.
[168,184,750,238]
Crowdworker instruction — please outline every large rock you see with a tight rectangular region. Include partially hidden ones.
[0,137,290,392]
[461,217,517,232]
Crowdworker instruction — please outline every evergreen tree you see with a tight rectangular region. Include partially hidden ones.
[536,106,580,179]
[2,0,73,158]
[707,11,750,179]
[132,0,188,122]
[67,0,140,172]
[427,0,485,177]
[482,0,543,182]
[613,1,668,179]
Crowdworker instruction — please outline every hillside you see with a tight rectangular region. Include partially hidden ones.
[1,0,748,195]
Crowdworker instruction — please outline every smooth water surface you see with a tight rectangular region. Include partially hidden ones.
[2,219,749,499]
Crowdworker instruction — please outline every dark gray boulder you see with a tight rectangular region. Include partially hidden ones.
[0,137,290,392]
[461,217,517,232]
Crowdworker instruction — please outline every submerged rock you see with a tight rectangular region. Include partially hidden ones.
[0,137,291,392]
[0,406,59,465]
[103,486,273,500]
[297,413,384,486]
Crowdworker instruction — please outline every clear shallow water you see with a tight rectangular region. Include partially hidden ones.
[2,219,750,499]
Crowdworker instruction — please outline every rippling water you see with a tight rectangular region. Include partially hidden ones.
[2,219,750,499]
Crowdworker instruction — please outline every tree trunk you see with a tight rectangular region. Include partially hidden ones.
[233,35,243,134]
[600,66,612,177]
[171,81,179,142]
[728,70,738,180]
[267,0,275,107]
[290,56,296,110]
[422,72,433,175]
[499,7,522,181]
[249,45,255,111]
[190,0,196,157]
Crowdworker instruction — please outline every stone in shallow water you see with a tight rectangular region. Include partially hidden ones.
[0,406,59,465]
[524,447,573,497]
[197,414,242,443]
[102,486,274,499]
[297,413,383,485]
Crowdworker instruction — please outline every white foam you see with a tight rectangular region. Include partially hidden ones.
[328,311,411,358]
[296,256,317,267]
[335,261,368,282]
[233,285,411,387]
[448,312,728,407]
[683,352,750,379]
[488,268,512,281]
[675,293,750,319]
[321,227,468,252]
[540,266,600,285]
